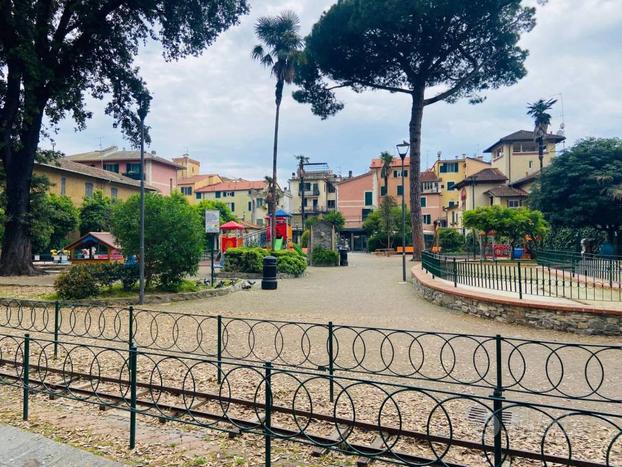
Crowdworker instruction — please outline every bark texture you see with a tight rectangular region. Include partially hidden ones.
[408,87,425,261]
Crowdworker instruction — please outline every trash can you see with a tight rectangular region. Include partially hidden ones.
[261,256,278,290]
[512,248,524,260]
[339,248,348,267]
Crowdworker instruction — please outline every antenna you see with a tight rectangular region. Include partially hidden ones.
[98,137,103,150]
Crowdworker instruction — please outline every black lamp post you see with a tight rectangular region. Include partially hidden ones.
[396,141,410,282]
[137,96,149,305]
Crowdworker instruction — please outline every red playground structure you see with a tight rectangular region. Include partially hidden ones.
[220,221,245,253]
[265,210,292,249]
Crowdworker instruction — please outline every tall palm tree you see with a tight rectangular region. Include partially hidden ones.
[252,11,303,250]
[527,98,557,171]
[379,151,394,198]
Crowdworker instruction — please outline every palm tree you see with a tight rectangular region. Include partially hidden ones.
[527,98,557,171]
[380,151,394,198]
[252,11,303,250]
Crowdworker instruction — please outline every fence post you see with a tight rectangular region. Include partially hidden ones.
[264,362,272,467]
[129,344,138,450]
[23,333,30,421]
[517,263,523,300]
[328,321,335,402]
[217,315,223,385]
[492,335,504,467]
[609,258,614,288]
[53,301,60,359]
[128,306,134,350]
[452,258,457,288]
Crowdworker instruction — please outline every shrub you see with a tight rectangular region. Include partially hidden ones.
[273,250,307,276]
[300,230,310,248]
[119,264,139,291]
[292,243,306,257]
[439,228,465,252]
[311,246,339,266]
[224,247,269,273]
[54,265,101,300]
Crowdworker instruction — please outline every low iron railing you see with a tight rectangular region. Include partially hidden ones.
[535,248,622,284]
[1,332,620,466]
[0,300,620,405]
[422,251,622,302]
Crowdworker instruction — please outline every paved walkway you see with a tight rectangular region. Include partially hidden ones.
[0,424,122,466]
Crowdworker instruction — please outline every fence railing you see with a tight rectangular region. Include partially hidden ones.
[1,332,620,466]
[535,248,622,284]
[422,251,622,302]
[1,300,620,405]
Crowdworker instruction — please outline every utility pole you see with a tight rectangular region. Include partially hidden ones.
[295,155,309,237]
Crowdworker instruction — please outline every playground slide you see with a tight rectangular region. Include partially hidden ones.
[274,238,284,250]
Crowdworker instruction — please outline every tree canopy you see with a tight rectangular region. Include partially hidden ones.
[79,191,113,235]
[294,0,536,258]
[0,0,249,274]
[529,138,622,235]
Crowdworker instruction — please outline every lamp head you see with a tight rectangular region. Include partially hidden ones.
[396,141,409,160]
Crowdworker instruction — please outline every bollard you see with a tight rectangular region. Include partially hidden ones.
[261,256,278,290]
[264,362,273,467]
[23,334,30,421]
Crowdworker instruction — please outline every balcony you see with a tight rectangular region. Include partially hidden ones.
[300,189,320,197]
[123,171,144,181]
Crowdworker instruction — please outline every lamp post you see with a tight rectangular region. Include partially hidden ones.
[396,141,410,283]
[137,96,149,305]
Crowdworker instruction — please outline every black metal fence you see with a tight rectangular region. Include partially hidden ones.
[422,251,622,301]
[1,300,621,405]
[2,332,620,466]
[535,248,622,284]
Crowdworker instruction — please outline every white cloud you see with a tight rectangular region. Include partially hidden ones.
[51,0,622,183]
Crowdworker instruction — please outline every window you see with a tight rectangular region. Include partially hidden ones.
[327,200,336,209]
[85,182,94,198]
[447,182,455,191]
[257,198,264,207]
[422,181,437,192]
[364,191,373,206]
[420,197,427,207]
[512,142,538,153]
[508,199,522,208]
[440,162,459,173]
[393,170,408,178]
[60,177,66,195]
[362,208,373,220]
[196,192,202,200]
[248,201,252,211]
[423,214,432,225]
[103,163,119,173]
[215,191,221,198]
[229,202,235,212]
[493,148,503,160]
[528,160,533,169]
[126,162,141,173]
[397,185,403,196]
[111,187,118,200]
[181,186,192,196]
[448,201,456,208]
[380,186,387,196]
[303,199,308,207]
[327,183,336,193]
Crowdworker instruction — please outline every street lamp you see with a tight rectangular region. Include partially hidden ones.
[137,95,150,305]
[396,140,410,283]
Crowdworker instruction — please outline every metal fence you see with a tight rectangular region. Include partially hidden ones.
[1,300,620,405]
[422,251,622,302]
[2,332,620,466]
[535,248,622,284]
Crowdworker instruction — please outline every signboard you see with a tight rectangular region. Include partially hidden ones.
[205,210,220,234]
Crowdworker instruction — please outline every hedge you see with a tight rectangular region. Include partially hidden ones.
[54,263,139,300]
[311,246,339,266]
[224,247,307,276]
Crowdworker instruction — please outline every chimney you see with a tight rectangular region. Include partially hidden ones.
[348,170,353,178]
[151,150,156,155]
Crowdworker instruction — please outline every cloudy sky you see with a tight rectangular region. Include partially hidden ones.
[50,0,622,184]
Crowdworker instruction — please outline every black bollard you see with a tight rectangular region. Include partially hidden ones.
[262,256,278,290]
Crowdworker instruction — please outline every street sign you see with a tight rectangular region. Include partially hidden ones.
[205,210,220,234]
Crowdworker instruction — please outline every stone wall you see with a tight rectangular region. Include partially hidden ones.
[413,273,622,336]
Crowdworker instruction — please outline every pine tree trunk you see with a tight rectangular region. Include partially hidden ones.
[408,87,425,261]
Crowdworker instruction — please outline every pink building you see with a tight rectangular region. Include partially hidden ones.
[420,170,443,232]
[337,171,376,250]
[66,146,181,194]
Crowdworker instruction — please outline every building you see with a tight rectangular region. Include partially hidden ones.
[452,168,509,229]
[369,156,411,205]
[66,146,181,194]
[336,171,377,251]
[289,163,340,231]
[35,158,155,205]
[430,156,491,212]
[173,155,201,179]
[177,174,223,204]
[485,130,565,184]
[196,179,282,226]
[420,170,443,231]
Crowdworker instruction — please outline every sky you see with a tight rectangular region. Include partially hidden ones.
[49,0,622,184]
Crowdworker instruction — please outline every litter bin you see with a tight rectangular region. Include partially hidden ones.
[261,256,278,290]
[512,248,524,260]
[339,248,348,267]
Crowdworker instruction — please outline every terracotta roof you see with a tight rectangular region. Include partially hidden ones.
[484,130,566,153]
[177,174,220,185]
[67,146,182,168]
[455,168,508,189]
[39,158,157,190]
[510,171,541,188]
[197,180,267,193]
[65,232,120,251]
[369,157,410,169]
[420,170,439,182]
[484,185,528,198]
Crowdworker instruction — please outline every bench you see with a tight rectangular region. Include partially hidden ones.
[396,246,414,254]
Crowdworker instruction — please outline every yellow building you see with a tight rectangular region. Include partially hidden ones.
[485,130,565,183]
[430,156,490,214]
[196,180,281,226]
[35,158,155,205]
[173,155,201,179]
[177,174,223,204]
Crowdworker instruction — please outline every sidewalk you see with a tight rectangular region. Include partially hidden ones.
[0,424,123,467]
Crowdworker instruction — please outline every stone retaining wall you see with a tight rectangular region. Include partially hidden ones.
[412,268,622,336]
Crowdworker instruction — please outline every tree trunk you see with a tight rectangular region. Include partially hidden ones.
[408,87,425,260]
[270,80,284,251]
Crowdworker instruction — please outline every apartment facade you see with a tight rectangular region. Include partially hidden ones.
[36,158,155,205]
[336,171,377,250]
[177,174,223,204]
[369,156,411,206]
[66,146,181,194]
[430,156,491,212]
[419,171,444,231]
[289,164,340,231]
[173,155,201,179]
